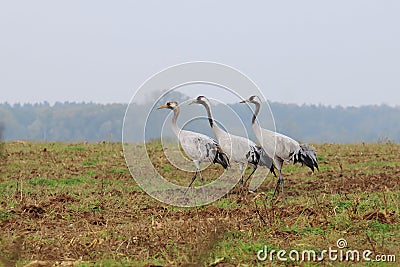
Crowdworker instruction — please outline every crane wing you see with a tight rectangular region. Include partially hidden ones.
[259,128,300,162]
[178,130,229,169]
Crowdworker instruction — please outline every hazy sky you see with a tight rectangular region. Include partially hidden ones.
[1,1,399,106]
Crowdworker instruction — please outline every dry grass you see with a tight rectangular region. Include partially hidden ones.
[0,142,399,266]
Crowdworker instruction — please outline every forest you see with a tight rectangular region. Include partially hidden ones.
[0,99,399,143]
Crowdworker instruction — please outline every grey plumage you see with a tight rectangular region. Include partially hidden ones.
[293,144,319,172]
[190,96,276,188]
[246,146,276,176]
[157,101,230,191]
[240,95,319,199]
[213,143,230,169]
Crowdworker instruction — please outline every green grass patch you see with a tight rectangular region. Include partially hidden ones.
[63,144,86,151]
[162,165,173,173]
[82,160,97,166]
[109,167,129,175]
[28,176,89,187]
[213,197,240,209]
[0,211,14,222]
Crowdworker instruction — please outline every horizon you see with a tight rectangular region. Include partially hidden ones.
[1,100,399,109]
[1,100,399,143]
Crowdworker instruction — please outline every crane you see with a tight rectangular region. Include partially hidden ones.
[189,96,276,189]
[240,95,319,198]
[157,101,230,192]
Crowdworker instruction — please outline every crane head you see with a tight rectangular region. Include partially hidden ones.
[156,101,178,110]
[240,95,261,104]
[188,95,209,105]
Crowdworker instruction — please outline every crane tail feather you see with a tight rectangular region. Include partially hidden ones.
[249,146,277,177]
[213,145,230,169]
[294,144,319,172]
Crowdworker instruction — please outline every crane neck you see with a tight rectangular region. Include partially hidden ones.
[252,102,260,125]
[202,101,225,136]
[203,101,214,127]
[171,107,180,137]
[251,102,262,141]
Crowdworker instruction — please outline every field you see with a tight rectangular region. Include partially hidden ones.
[0,141,399,266]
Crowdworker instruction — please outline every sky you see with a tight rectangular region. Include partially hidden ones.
[1,1,399,107]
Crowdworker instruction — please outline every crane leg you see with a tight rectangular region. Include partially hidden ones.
[198,170,206,201]
[272,171,284,199]
[239,163,245,186]
[184,169,198,194]
[243,165,257,186]
[198,169,204,187]
[272,179,280,198]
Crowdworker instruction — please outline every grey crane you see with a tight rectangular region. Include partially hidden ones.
[189,96,276,188]
[157,101,230,192]
[240,95,319,198]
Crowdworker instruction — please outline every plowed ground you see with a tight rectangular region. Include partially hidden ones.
[0,142,399,266]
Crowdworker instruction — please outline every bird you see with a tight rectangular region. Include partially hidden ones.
[240,95,319,198]
[189,96,276,189]
[157,101,230,192]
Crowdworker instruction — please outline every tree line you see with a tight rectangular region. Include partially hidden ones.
[0,100,399,143]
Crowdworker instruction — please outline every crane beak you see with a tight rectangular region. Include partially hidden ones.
[240,99,249,103]
[156,104,168,110]
[188,100,197,105]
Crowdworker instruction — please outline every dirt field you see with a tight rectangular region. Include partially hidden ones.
[0,142,399,266]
